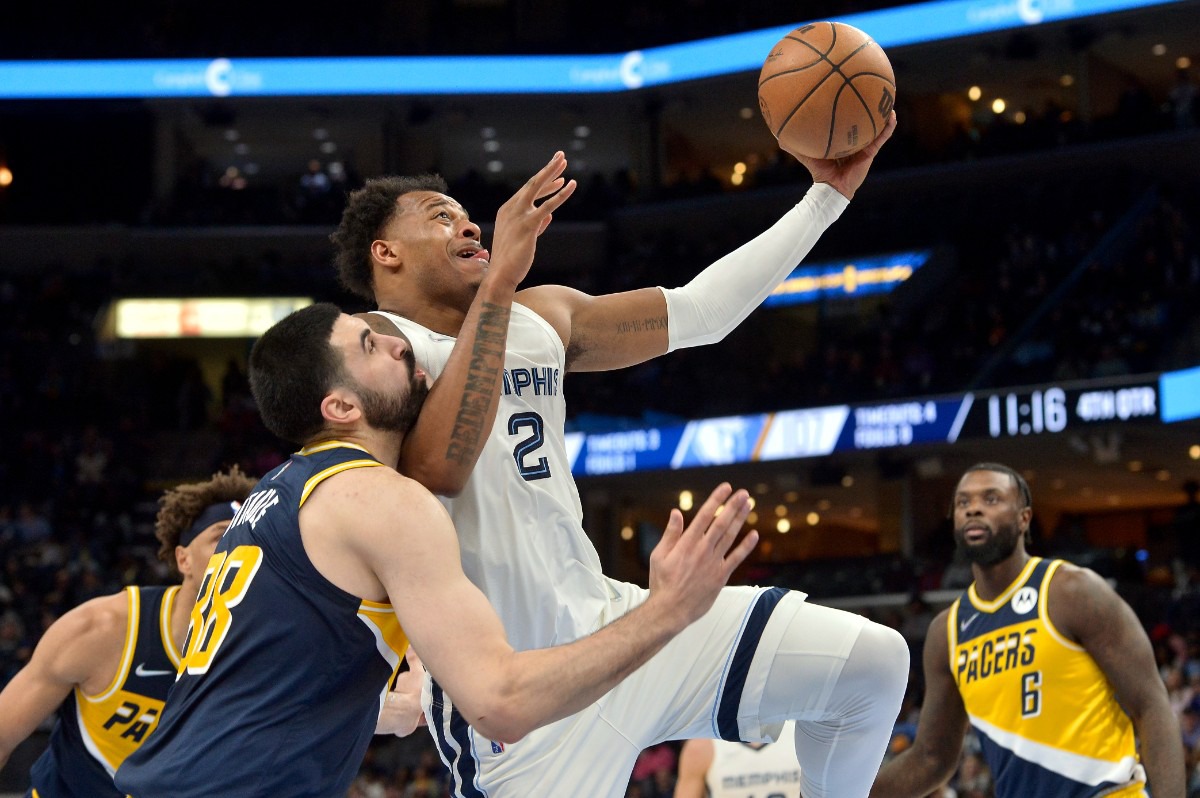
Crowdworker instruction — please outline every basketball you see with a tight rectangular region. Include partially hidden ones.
[758,21,896,159]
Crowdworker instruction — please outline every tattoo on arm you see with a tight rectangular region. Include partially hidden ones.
[614,315,668,335]
[445,303,509,464]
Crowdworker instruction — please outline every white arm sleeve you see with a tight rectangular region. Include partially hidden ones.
[658,182,849,352]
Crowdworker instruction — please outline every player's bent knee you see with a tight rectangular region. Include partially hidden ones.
[847,621,909,695]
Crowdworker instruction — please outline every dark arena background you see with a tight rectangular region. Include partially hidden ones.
[2,0,1200,795]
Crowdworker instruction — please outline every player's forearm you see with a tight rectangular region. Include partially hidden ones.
[869,748,956,798]
[660,182,847,352]
[465,594,687,743]
[398,276,514,495]
[1133,708,1187,798]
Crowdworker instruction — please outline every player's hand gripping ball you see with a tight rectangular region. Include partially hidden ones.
[758,21,896,159]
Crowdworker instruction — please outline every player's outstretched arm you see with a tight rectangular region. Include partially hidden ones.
[870,609,966,798]
[357,478,754,743]
[1049,566,1186,798]
[391,152,576,496]
[517,120,898,375]
[0,595,126,769]
[673,738,715,798]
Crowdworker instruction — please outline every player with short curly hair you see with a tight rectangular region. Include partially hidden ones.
[153,465,258,576]
[0,467,256,798]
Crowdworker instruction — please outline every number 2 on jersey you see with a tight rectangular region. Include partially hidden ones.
[508,411,551,481]
[180,545,263,675]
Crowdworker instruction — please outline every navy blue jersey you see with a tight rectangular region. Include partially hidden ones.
[28,586,180,798]
[116,442,409,798]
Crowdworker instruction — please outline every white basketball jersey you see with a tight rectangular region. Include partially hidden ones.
[375,305,614,651]
[706,721,802,798]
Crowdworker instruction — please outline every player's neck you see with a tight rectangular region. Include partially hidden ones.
[971,549,1032,601]
[171,582,199,652]
[309,430,402,470]
[376,291,469,338]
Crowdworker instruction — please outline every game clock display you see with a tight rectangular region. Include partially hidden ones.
[961,382,1160,439]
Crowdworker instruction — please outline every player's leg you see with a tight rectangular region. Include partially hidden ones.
[756,602,909,798]
[423,676,642,798]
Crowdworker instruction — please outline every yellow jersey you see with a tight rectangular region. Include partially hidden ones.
[948,557,1144,798]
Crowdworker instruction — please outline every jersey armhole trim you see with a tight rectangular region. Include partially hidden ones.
[160,585,183,667]
[300,460,386,506]
[1039,559,1084,651]
[83,586,139,702]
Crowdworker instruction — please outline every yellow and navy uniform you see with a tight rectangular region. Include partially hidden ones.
[28,585,181,798]
[948,557,1145,798]
[116,442,409,798]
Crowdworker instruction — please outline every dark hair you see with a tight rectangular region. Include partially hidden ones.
[249,303,345,444]
[960,462,1033,508]
[155,466,258,576]
[330,174,449,301]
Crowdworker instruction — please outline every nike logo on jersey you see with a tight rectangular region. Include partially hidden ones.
[428,333,456,342]
[960,613,980,632]
[134,663,175,678]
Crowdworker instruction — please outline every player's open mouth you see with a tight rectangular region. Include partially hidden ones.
[455,246,490,263]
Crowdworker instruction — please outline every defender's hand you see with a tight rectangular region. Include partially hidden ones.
[647,483,756,631]
[375,648,427,737]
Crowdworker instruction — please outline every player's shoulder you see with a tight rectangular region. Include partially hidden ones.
[37,590,130,675]
[64,590,130,638]
[312,461,447,520]
[1044,558,1129,641]
[514,284,586,333]
[1046,559,1111,600]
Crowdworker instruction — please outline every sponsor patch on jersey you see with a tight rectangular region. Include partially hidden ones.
[1011,586,1038,614]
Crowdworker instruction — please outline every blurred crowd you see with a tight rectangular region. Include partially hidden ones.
[2,66,1200,798]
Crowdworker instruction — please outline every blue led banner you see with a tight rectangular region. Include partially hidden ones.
[1161,365,1200,423]
[762,250,930,307]
[0,0,1182,98]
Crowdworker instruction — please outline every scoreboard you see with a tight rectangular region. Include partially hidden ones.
[566,368,1197,476]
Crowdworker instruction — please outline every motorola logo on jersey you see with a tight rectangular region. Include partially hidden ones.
[1011,586,1038,615]
[502,367,560,398]
[957,626,1037,684]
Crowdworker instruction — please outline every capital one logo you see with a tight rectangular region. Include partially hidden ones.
[1017,0,1045,25]
[205,58,234,97]
[620,51,646,89]
[203,58,263,97]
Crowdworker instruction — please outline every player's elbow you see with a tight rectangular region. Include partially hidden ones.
[462,703,532,745]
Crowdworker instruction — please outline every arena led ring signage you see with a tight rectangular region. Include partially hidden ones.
[0,0,1181,98]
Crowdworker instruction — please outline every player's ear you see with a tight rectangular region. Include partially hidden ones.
[321,387,362,426]
[371,239,403,275]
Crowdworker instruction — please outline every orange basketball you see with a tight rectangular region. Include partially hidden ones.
[758,21,896,159]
